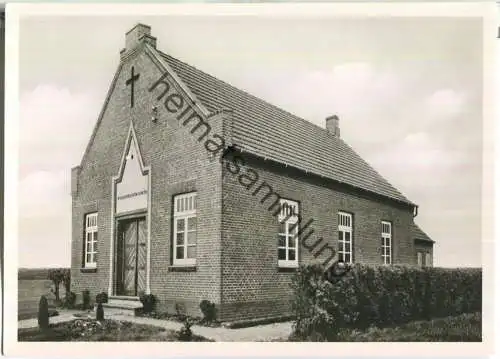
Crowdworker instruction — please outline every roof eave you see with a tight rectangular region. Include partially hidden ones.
[230,145,416,208]
[414,237,435,244]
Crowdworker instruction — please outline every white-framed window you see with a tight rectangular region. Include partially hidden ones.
[338,212,353,264]
[417,252,423,267]
[381,221,392,265]
[278,199,299,268]
[84,213,98,268]
[173,192,197,266]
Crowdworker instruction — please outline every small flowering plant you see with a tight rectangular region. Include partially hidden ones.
[69,318,118,339]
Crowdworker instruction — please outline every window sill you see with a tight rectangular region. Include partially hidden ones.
[277,266,298,273]
[168,265,197,272]
[80,267,97,273]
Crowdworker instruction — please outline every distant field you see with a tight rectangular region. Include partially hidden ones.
[18,268,51,280]
[18,268,68,320]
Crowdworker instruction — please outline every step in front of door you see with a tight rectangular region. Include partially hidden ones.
[109,295,141,302]
[102,298,143,317]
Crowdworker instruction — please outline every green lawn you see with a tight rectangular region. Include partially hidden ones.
[18,319,211,342]
[336,312,482,342]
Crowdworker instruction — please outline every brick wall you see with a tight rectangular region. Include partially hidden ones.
[220,151,416,322]
[71,44,223,316]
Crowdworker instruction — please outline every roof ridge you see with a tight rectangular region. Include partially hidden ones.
[158,50,329,134]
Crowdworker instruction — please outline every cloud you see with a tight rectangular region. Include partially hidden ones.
[18,169,72,267]
[365,132,465,193]
[257,64,473,198]
[19,170,70,218]
[19,84,99,177]
[236,62,409,147]
[423,88,467,122]
[329,62,400,109]
[234,61,475,207]
[286,62,400,118]
[18,84,94,261]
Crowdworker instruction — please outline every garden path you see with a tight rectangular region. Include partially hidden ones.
[17,310,293,341]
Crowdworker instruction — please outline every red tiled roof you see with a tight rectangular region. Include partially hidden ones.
[412,223,434,243]
[160,51,414,206]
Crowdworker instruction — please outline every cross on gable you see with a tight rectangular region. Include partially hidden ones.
[126,66,140,108]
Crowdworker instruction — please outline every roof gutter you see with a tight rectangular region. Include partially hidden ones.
[230,145,417,208]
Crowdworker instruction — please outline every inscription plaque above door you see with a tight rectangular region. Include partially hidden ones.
[116,131,148,214]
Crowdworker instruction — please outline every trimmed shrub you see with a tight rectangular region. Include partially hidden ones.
[96,292,108,304]
[290,264,482,341]
[82,290,91,310]
[96,303,104,321]
[38,296,49,331]
[63,291,77,309]
[175,302,186,320]
[199,300,217,322]
[139,294,156,313]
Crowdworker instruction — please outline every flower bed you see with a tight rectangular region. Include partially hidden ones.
[18,318,210,341]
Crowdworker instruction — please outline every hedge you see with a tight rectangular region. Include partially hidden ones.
[290,264,482,341]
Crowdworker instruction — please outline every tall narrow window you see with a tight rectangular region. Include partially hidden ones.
[173,192,197,266]
[338,212,353,264]
[84,213,98,268]
[381,221,392,265]
[278,199,299,268]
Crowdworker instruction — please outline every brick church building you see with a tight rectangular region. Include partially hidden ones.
[70,24,434,322]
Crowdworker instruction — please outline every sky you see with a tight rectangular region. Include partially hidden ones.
[18,15,484,268]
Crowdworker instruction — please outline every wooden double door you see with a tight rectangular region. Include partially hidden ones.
[116,217,147,296]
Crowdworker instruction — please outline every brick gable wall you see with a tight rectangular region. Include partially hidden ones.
[71,47,223,316]
[220,152,416,322]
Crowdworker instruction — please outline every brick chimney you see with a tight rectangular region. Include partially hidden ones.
[325,115,340,138]
[121,23,157,57]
